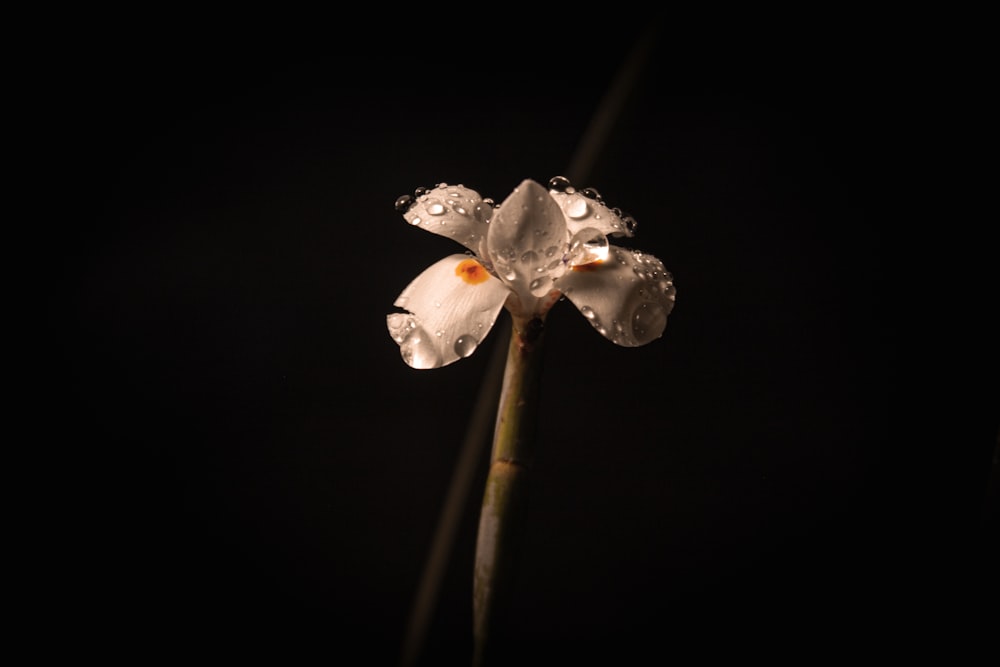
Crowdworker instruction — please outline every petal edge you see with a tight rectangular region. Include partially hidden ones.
[388,254,510,368]
[403,183,493,253]
[556,246,676,347]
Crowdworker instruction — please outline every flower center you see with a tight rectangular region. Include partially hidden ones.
[456,258,490,284]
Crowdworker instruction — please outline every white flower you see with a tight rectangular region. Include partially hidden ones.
[387,177,676,369]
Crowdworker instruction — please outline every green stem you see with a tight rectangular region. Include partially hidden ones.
[473,314,546,667]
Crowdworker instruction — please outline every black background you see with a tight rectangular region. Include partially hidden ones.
[37,14,996,665]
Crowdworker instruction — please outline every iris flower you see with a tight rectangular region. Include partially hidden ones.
[387,177,676,369]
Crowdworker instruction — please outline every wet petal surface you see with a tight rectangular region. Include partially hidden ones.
[487,179,569,312]
[556,246,676,347]
[549,188,636,239]
[402,183,493,254]
[388,254,509,369]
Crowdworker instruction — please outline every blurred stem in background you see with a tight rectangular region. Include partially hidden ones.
[398,22,659,667]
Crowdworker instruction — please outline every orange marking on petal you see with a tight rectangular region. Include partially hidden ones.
[456,258,490,284]
[572,259,605,272]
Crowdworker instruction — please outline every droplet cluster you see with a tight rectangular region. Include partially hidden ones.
[565,246,676,347]
[566,227,609,266]
[394,183,495,251]
[546,175,638,238]
[388,177,675,364]
[387,312,441,369]
[387,311,486,369]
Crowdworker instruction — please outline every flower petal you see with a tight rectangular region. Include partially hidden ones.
[549,188,636,238]
[556,246,676,347]
[487,179,569,306]
[387,254,510,369]
[402,183,493,253]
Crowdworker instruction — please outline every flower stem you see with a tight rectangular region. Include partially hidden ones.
[472,314,546,667]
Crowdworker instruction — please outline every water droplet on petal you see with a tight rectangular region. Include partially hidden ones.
[632,302,668,344]
[454,335,478,358]
[548,175,572,192]
[409,216,422,226]
[427,201,446,215]
[565,196,591,220]
[566,227,609,266]
[580,306,596,320]
[399,324,442,369]
[395,194,414,212]
[529,276,553,296]
[387,312,414,342]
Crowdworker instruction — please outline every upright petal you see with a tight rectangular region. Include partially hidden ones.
[556,246,676,347]
[401,183,494,254]
[487,179,569,306]
[387,254,510,369]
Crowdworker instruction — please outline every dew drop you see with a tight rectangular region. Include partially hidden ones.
[399,324,442,369]
[548,175,572,192]
[394,194,414,212]
[520,249,538,265]
[409,216,422,226]
[632,302,668,344]
[475,204,492,223]
[567,227,609,266]
[427,202,446,215]
[454,335,478,358]
[529,276,553,296]
[566,196,591,220]
[580,306,596,320]
[386,312,414,342]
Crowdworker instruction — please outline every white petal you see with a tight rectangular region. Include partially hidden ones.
[402,183,493,253]
[556,245,676,347]
[387,254,510,369]
[486,179,569,308]
[549,189,636,238]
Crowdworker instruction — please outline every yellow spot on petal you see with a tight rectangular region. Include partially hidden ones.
[456,258,490,284]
